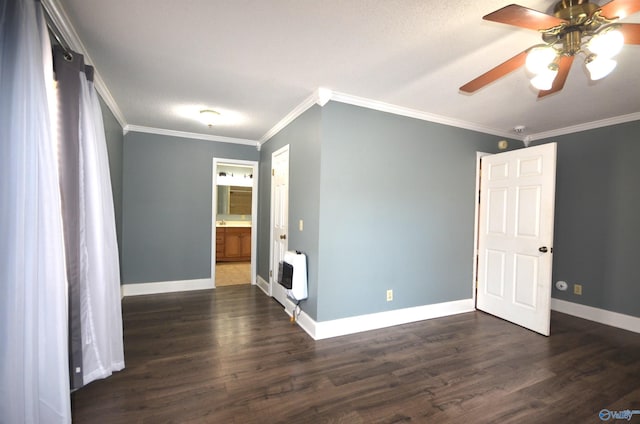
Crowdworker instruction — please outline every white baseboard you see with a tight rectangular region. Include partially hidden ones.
[256,275,270,296]
[551,298,640,334]
[121,278,213,297]
[293,299,475,340]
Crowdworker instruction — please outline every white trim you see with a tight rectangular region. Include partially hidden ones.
[269,144,290,302]
[292,299,475,340]
[259,88,521,146]
[259,89,328,144]
[316,87,333,106]
[211,158,259,288]
[42,0,127,129]
[329,91,519,140]
[527,112,640,142]
[256,275,270,296]
[125,125,259,146]
[472,152,490,307]
[551,299,640,334]
[259,88,640,148]
[121,278,213,297]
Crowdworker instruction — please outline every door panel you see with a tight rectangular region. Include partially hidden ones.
[271,145,289,305]
[477,143,557,336]
[485,249,506,298]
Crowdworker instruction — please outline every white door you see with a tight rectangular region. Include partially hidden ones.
[477,142,557,336]
[270,145,289,305]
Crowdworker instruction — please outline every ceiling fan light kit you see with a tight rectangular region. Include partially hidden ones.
[585,54,618,79]
[531,64,560,90]
[460,0,640,97]
[525,46,559,73]
[588,26,625,57]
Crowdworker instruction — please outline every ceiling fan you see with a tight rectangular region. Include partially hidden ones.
[460,0,640,98]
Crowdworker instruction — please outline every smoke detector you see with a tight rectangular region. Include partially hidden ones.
[514,125,526,134]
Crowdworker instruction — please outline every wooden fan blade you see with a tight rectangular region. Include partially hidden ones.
[483,4,567,31]
[598,0,640,20]
[460,49,529,93]
[538,55,574,98]
[620,23,640,44]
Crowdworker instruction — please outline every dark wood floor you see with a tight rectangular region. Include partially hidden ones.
[71,286,640,424]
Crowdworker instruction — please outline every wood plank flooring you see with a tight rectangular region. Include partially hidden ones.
[71,286,640,423]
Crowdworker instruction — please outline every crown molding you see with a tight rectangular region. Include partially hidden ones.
[258,88,329,145]
[41,0,128,129]
[259,88,521,146]
[260,87,640,147]
[125,125,259,146]
[527,112,640,142]
[328,91,520,140]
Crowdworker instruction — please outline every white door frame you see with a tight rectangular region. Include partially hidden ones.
[472,152,490,305]
[269,145,289,301]
[211,157,259,288]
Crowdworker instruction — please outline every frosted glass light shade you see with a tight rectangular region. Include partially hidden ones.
[526,47,557,74]
[199,109,220,127]
[588,29,624,59]
[531,66,558,90]
[586,56,617,80]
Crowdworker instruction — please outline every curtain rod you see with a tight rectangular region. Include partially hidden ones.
[41,2,74,60]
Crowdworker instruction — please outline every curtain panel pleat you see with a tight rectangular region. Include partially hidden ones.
[77,61,125,386]
[53,45,85,391]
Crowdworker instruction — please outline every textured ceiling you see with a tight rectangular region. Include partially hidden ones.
[55,0,640,143]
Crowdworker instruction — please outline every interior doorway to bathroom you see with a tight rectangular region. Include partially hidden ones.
[211,158,258,288]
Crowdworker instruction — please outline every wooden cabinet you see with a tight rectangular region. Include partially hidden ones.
[216,227,251,262]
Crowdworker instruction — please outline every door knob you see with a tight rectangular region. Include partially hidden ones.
[280,234,286,240]
[538,246,548,253]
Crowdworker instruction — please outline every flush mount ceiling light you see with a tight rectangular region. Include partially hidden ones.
[199,109,221,127]
[174,105,246,127]
[460,0,640,98]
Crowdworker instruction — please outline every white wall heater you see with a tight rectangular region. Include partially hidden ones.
[278,251,308,301]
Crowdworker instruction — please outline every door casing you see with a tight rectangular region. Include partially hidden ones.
[211,157,259,288]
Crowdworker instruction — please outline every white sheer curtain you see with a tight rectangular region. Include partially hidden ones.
[78,69,125,385]
[0,0,71,422]
[1,0,125,420]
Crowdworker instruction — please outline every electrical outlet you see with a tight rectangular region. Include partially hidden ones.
[386,289,393,302]
[574,284,582,295]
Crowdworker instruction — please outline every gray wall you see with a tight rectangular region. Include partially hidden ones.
[544,120,640,318]
[258,106,322,319]
[316,102,500,321]
[258,102,502,322]
[122,131,259,284]
[99,97,124,273]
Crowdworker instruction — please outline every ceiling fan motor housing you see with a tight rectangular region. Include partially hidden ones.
[544,0,602,55]
[554,0,599,18]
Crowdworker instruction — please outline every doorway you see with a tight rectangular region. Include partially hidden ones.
[211,158,258,288]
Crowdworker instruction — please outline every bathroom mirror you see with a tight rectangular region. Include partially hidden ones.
[217,185,252,215]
